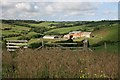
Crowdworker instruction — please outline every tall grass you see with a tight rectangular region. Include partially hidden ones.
[2,48,118,78]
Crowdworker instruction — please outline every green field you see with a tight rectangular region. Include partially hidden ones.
[45,25,94,35]
[1,20,119,52]
[89,24,118,45]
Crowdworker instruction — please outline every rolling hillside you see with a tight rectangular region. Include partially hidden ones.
[89,24,118,45]
[1,20,119,50]
[45,25,94,35]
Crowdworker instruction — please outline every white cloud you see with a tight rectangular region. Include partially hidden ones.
[1,2,99,20]
[0,0,119,2]
[15,3,31,10]
[1,2,117,20]
[45,5,54,14]
[104,10,117,15]
[43,2,98,16]
[15,3,38,12]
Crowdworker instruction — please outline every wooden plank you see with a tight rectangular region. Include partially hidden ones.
[45,43,78,45]
[7,49,15,51]
[47,47,83,49]
[6,43,27,45]
[24,46,28,48]
[64,47,83,48]
[7,40,28,42]
[6,46,20,48]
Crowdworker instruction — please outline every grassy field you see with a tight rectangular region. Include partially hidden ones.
[1,20,119,79]
[91,42,119,53]
[89,25,118,45]
[10,25,31,33]
[28,21,59,29]
[2,49,118,78]
[45,25,94,35]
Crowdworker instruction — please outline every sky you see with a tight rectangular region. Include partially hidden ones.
[0,0,119,21]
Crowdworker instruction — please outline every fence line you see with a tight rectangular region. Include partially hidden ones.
[6,39,93,52]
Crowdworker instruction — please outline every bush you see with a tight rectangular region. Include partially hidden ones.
[18,36,31,40]
[29,42,42,49]
[31,34,43,39]
[31,27,49,34]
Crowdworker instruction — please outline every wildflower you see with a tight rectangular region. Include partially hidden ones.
[101,71,103,73]
[94,74,97,76]
[80,70,83,73]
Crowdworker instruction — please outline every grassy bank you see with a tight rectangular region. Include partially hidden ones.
[2,48,118,78]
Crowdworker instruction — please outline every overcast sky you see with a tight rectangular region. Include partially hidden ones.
[0,1,119,21]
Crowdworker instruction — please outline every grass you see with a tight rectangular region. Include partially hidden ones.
[89,25,118,45]
[10,25,31,33]
[1,20,119,78]
[2,23,31,38]
[45,25,94,34]
[2,31,21,37]
[2,49,118,78]
[91,42,119,53]
[3,36,22,40]
[28,38,42,44]
[1,23,13,30]
[28,22,58,29]
[25,32,38,37]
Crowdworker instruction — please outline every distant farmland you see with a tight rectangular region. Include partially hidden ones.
[1,20,119,52]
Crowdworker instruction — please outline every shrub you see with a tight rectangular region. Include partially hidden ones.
[18,36,31,40]
[29,42,42,49]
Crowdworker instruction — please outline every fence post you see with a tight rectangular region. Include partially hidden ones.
[7,40,9,51]
[42,38,44,47]
[104,42,107,49]
[83,38,88,51]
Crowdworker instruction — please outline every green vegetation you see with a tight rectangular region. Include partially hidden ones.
[1,20,119,52]
[89,24,118,45]
[2,20,119,78]
[45,25,94,35]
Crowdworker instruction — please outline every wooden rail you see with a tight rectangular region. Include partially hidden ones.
[35,42,84,51]
[7,40,28,42]
[45,43,78,45]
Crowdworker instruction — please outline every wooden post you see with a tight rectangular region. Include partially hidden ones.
[83,38,88,51]
[42,38,44,47]
[104,42,107,49]
[7,40,9,51]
